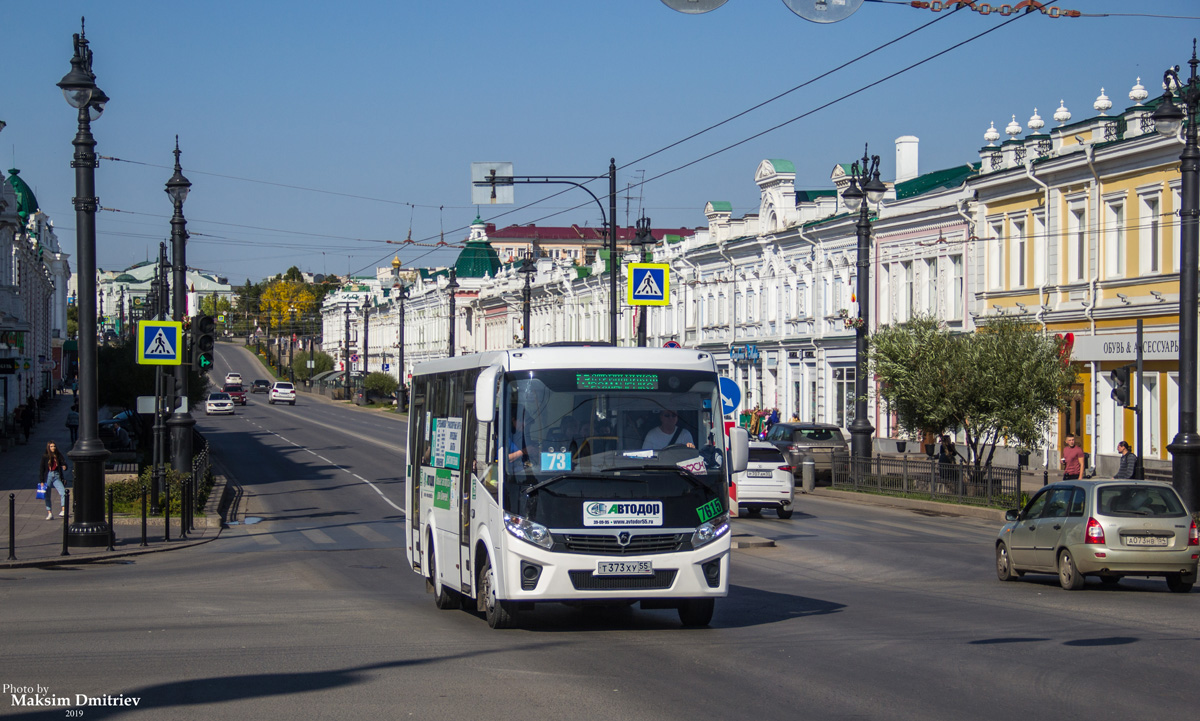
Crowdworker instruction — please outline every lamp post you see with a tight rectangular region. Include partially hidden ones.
[446,269,459,357]
[1154,42,1200,510]
[361,296,370,376]
[165,137,194,475]
[58,20,111,547]
[392,256,409,409]
[841,144,886,463]
[288,304,296,384]
[631,217,655,347]
[520,252,535,348]
[343,300,351,400]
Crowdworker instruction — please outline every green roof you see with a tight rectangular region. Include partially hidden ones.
[766,159,795,174]
[454,237,501,279]
[575,266,593,279]
[894,163,979,200]
[6,169,38,221]
[795,189,837,203]
[706,201,733,213]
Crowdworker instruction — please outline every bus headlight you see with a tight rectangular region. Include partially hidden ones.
[691,514,730,549]
[504,512,553,550]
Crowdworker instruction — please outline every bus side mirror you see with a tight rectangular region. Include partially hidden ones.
[475,366,500,423]
[728,427,749,474]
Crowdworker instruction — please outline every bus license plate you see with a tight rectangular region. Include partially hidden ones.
[596,560,653,576]
[1124,536,1168,547]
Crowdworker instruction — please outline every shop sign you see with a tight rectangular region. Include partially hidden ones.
[1071,332,1180,362]
[730,344,760,363]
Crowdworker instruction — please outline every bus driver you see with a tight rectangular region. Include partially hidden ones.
[642,409,695,451]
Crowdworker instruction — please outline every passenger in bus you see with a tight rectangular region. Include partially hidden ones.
[642,409,695,451]
[507,413,538,470]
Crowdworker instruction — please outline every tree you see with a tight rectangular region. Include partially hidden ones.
[67,305,78,340]
[869,315,1077,474]
[199,295,232,317]
[364,371,398,399]
[260,280,316,330]
[291,350,334,381]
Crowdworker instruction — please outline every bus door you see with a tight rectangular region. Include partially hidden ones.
[409,387,427,572]
[459,387,477,594]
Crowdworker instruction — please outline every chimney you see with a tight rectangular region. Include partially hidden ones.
[895,135,919,183]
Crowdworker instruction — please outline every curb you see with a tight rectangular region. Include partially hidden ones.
[807,486,1008,522]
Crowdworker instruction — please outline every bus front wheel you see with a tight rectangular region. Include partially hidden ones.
[678,598,714,628]
[478,554,516,629]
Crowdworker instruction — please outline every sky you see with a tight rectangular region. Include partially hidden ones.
[4,1,1198,286]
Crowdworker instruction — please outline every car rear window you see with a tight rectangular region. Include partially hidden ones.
[797,428,838,441]
[749,448,786,464]
[275,384,294,390]
[224,385,242,392]
[1097,485,1187,517]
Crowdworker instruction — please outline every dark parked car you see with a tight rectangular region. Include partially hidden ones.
[251,379,271,394]
[223,384,248,405]
[765,422,849,482]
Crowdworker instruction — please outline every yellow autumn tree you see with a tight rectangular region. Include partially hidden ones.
[259,281,316,330]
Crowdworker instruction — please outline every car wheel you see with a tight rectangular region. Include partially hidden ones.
[1058,549,1085,590]
[478,554,515,629]
[1099,575,1121,586]
[678,598,715,627]
[290,401,295,405]
[427,534,460,610]
[269,399,274,405]
[1166,574,1195,593]
[995,541,1018,582]
[776,507,794,519]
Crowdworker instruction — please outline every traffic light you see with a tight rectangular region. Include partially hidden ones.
[192,314,215,373]
[1110,365,1132,407]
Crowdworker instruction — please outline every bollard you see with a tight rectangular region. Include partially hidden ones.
[1043,468,1049,487]
[60,490,70,557]
[179,480,188,541]
[8,493,15,561]
[802,458,816,494]
[140,484,148,547]
[164,479,171,543]
[106,487,115,552]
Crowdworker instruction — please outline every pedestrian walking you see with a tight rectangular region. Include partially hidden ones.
[19,403,33,443]
[1060,434,1085,480]
[1114,440,1139,479]
[65,404,80,443]
[39,440,69,520]
[938,435,959,488]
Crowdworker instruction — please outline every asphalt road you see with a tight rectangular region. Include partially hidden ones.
[1,343,1197,720]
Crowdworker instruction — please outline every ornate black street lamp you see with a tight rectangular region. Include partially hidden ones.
[1154,42,1200,509]
[520,252,535,348]
[288,304,296,384]
[446,269,459,357]
[165,137,194,475]
[58,19,111,547]
[840,144,886,463]
[392,256,409,409]
[361,296,370,377]
[343,300,351,400]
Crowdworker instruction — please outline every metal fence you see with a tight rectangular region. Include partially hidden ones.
[190,429,209,511]
[831,452,1023,508]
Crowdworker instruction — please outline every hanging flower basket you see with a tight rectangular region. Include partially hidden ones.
[843,316,865,330]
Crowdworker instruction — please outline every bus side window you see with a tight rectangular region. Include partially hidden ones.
[477,420,498,499]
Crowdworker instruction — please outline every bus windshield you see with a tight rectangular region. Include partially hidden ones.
[501,368,725,515]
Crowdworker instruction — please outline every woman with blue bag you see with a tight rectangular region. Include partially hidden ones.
[39,440,69,520]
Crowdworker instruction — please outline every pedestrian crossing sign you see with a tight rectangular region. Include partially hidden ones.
[137,320,183,365]
[627,263,670,306]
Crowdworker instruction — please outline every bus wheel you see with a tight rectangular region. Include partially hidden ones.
[678,598,714,628]
[427,536,460,610]
[478,554,515,629]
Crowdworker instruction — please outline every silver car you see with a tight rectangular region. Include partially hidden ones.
[733,442,794,519]
[996,479,1198,592]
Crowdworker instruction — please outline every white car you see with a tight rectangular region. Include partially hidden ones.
[269,381,296,405]
[205,392,235,416]
[225,372,242,385]
[733,441,795,519]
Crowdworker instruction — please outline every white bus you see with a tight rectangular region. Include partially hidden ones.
[405,346,748,628]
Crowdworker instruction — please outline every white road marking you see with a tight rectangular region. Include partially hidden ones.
[300,528,336,544]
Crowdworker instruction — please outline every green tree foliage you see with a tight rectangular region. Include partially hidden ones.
[97,340,210,416]
[199,295,233,317]
[869,316,1077,472]
[291,350,334,381]
[67,305,78,340]
[364,371,398,398]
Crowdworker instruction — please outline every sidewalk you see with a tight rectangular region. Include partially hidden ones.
[0,393,225,568]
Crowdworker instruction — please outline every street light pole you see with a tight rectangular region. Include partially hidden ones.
[446,269,459,358]
[841,144,886,463]
[58,20,111,547]
[610,159,618,346]
[1154,42,1200,510]
[392,256,409,410]
[165,137,194,476]
[289,305,296,384]
[343,301,351,400]
[631,217,654,347]
[521,252,535,348]
[361,297,370,377]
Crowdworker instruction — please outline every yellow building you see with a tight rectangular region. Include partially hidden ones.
[971,87,1189,475]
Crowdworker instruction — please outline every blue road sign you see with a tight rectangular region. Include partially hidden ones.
[627,263,670,306]
[137,321,183,366]
[383,363,391,371]
[663,340,682,348]
[719,376,741,416]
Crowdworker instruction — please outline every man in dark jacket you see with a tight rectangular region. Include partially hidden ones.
[1114,441,1139,479]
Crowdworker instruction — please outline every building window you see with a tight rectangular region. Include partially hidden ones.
[989,221,1004,289]
[1033,213,1047,285]
[1104,200,1125,279]
[950,255,964,320]
[1011,218,1026,288]
[879,264,891,324]
[1141,194,1162,275]
[1068,206,1087,282]
[834,367,856,428]
[902,261,914,321]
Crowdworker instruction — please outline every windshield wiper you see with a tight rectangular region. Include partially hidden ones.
[523,473,624,496]
[623,464,711,492]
